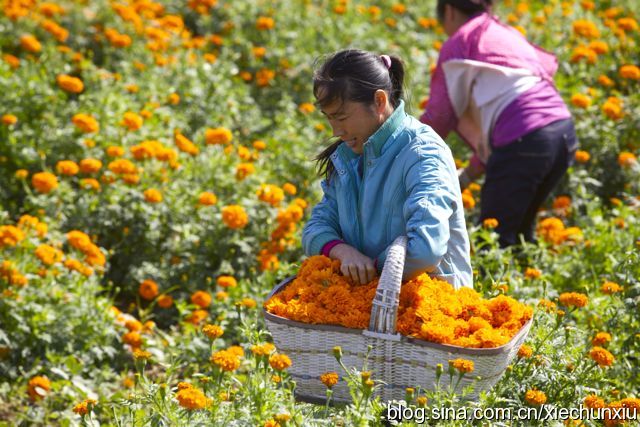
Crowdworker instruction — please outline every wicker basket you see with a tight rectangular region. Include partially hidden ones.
[264,236,533,403]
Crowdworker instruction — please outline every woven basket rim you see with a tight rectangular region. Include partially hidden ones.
[264,275,534,356]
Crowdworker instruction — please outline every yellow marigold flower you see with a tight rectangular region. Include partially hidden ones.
[525,389,547,405]
[239,297,257,308]
[2,114,18,125]
[198,191,217,206]
[524,268,542,279]
[558,292,588,308]
[79,158,102,174]
[619,65,640,80]
[72,113,99,133]
[56,160,79,176]
[143,189,162,203]
[482,218,499,229]
[268,353,292,371]
[205,127,233,145]
[0,225,25,247]
[168,93,180,105]
[601,281,623,294]
[251,343,275,357]
[191,290,212,308]
[617,151,637,167]
[106,146,125,158]
[211,349,241,371]
[133,349,152,360]
[216,276,237,288]
[570,93,592,109]
[589,346,614,367]
[72,398,97,415]
[216,291,229,301]
[282,183,297,195]
[584,394,605,409]
[574,150,590,163]
[592,332,612,346]
[298,103,315,114]
[56,74,83,93]
[202,324,223,339]
[121,111,143,131]
[449,358,474,373]
[35,244,63,266]
[256,16,275,30]
[32,172,59,194]
[221,205,249,229]
[139,279,159,300]
[20,35,42,53]
[176,387,210,410]
[27,376,50,401]
[517,344,533,358]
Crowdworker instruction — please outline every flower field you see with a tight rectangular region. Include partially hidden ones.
[1,0,639,425]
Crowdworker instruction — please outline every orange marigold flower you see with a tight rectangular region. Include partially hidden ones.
[584,394,605,409]
[176,387,210,410]
[211,349,241,371]
[449,358,474,373]
[168,93,180,105]
[187,309,208,325]
[239,297,257,308]
[216,275,237,288]
[268,353,292,371]
[462,189,475,209]
[257,184,285,207]
[56,74,84,93]
[139,279,159,300]
[255,68,275,87]
[517,344,533,358]
[3,54,20,69]
[157,294,173,308]
[191,290,212,308]
[0,225,25,247]
[570,46,596,64]
[251,343,275,357]
[617,17,639,31]
[72,399,97,415]
[572,19,600,38]
[320,372,339,388]
[143,188,162,203]
[2,114,18,125]
[133,349,152,360]
[205,127,233,145]
[256,16,275,30]
[558,292,588,308]
[27,376,51,401]
[79,158,102,174]
[253,140,266,150]
[198,191,217,206]
[72,113,99,133]
[617,152,637,167]
[588,40,609,54]
[597,75,614,87]
[482,218,499,229]
[32,172,59,194]
[592,332,612,346]
[235,162,255,181]
[106,146,125,157]
[601,281,623,294]
[589,346,615,367]
[298,103,315,114]
[574,150,590,163]
[619,65,640,80]
[202,324,223,339]
[35,244,63,266]
[525,389,547,406]
[602,98,624,121]
[524,268,542,279]
[121,111,143,131]
[221,205,249,229]
[570,93,592,109]
[20,35,42,53]
[122,331,142,348]
[56,160,79,176]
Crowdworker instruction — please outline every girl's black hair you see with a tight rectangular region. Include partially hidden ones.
[312,49,405,180]
[436,0,493,22]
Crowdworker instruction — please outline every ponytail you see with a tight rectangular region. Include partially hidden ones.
[437,0,493,21]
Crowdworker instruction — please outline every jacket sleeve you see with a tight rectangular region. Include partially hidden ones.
[375,141,456,280]
[302,177,343,256]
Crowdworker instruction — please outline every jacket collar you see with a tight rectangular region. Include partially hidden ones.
[366,99,406,158]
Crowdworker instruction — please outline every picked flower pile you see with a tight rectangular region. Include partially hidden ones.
[265,256,533,348]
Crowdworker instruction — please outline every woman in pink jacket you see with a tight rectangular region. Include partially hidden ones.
[421,0,578,247]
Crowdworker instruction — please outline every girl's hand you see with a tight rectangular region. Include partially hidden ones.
[329,243,377,284]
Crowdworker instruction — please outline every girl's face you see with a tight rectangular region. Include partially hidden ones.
[320,99,383,155]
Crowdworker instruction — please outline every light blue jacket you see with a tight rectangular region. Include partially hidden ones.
[302,101,473,288]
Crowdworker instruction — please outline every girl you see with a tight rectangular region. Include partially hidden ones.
[421,0,578,247]
[302,49,472,289]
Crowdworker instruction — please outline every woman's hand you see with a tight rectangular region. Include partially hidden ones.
[329,243,377,285]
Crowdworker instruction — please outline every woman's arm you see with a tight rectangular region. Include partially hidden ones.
[301,178,343,257]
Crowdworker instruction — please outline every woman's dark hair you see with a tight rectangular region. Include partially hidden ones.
[312,49,405,180]
[436,0,493,22]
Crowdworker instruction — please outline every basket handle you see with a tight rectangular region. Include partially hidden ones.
[367,235,407,335]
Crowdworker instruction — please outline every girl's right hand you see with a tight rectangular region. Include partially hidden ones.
[329,243,377,285]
